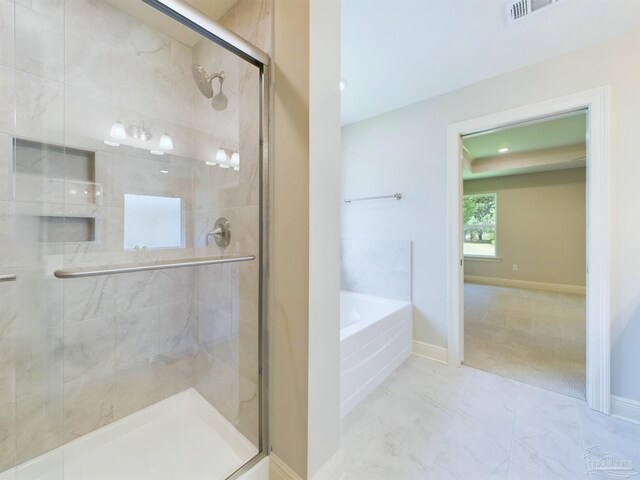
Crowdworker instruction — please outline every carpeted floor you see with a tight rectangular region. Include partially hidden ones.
[464,283,586,399]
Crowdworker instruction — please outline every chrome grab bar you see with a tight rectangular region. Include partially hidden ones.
[344,193,402,204]
[0,274,16,282]
[54,255,255,279]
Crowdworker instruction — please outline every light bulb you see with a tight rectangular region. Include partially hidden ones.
[159,133,174,151]
[215,148,228,164]
[109,121,126,141]
[230,152,240,167]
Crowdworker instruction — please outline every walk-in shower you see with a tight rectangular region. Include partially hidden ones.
[0,0,269,478]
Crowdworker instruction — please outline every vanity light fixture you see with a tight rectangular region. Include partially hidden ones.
[105,120,175,155]
[210,147,239,169]
[159,133,174,151]
[215,148,228,163]
[109,121,127,141]
[104,120,127,146]
[216,147,231,168]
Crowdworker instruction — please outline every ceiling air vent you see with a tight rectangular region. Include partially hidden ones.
[506,0,565,24]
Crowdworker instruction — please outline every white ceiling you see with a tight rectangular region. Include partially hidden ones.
[341,0,640,125]
[462,112,587,180]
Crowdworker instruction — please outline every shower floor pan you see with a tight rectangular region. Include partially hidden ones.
[0,388,258,480]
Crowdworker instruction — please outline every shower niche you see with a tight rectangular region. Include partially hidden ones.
[14,138,99,243]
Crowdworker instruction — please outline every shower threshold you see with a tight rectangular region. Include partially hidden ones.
[0,389,258,480]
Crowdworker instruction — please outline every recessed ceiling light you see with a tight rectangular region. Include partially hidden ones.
[498,147,510,154]
[340,79,347,91]
[160,170,169,174]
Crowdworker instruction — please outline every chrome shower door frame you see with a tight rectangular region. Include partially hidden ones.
[140,1,272,477]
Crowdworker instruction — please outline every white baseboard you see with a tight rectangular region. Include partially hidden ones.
[464,275,586,294]
[412,340,448,365]
[310,450,347,480]
[270,454,303,480]
[270,452,346,480]
[611,395,640,424]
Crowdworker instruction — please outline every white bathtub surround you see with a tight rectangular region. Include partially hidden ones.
[342,355,640,480]
[340,291,412,417]
[0,389,257,480]
[341,238,411,301]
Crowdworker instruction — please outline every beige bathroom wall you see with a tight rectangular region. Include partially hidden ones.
[270,0,310,477]
[464,168,586,287]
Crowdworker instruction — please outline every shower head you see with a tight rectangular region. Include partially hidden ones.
[212,91,228,111]
[192,64,214,99]
[211,74,228,111]
[192,65,228,111]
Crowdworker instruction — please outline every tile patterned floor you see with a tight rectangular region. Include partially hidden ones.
[464,283,586,399]
[342,356,640,480]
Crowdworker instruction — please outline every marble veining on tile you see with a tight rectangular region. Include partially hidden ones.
[342,356,640,480]
[341,238,412,301]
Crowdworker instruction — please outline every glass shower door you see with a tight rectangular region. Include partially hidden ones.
[0,0,267,478]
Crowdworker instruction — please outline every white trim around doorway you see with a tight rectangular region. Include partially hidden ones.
[446,87,611,414]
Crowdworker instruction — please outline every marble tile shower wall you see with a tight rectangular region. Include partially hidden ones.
[341,238,412,301]
[0,0,270,471]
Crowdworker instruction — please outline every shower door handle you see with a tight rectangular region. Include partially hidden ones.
[0,274,16,282]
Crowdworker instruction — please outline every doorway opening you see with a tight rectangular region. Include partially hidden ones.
[461,111,587,399]
[447,88,611,413]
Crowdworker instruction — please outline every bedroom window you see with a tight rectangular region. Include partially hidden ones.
[463,193,497,257]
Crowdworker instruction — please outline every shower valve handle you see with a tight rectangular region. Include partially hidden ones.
[205,218,231,248]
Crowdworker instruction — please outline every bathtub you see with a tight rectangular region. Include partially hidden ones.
[340,291,412,417]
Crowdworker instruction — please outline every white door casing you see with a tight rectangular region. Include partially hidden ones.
[446,87,611,414]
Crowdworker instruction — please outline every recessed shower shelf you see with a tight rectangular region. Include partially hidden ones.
[53,255,256,279]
